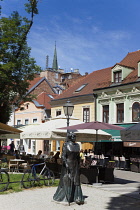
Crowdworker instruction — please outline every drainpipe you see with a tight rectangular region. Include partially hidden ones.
[93,93,98,121]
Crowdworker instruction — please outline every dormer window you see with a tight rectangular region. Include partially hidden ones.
[112,64,133,83]
[75,84,88,92]
[114,71,122,83]
[48,94,54,99]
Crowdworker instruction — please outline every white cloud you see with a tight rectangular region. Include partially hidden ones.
[28,19,132,75]
[1,0,135,75]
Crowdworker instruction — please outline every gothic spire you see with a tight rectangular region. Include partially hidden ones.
[52,42,58,70]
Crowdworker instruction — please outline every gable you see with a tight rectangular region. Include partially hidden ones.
[27,77,56,95]
[111,64,134,82]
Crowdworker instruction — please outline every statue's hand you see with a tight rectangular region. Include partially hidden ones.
[65,163,69,169]
[63,161,68,169]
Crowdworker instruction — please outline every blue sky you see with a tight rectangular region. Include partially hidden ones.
[1,0,140,75]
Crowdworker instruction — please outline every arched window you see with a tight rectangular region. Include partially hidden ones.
[132,102,140,122]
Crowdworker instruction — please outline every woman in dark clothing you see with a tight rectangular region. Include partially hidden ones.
[9,141,15,154]
[52,151,60,163]
[53,132,84,205]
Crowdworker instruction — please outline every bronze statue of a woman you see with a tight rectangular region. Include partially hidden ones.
[53,132,84,205]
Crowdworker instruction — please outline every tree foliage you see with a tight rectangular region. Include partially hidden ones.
[0,0,41,123]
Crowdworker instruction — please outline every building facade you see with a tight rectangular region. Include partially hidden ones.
[93,51,140,125]
[50,50,140,151]
[7,44,82,155]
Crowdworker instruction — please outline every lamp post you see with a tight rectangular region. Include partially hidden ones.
[63,100,74,138]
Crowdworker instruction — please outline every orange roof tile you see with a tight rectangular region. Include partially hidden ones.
[28,77,43,90]
[36,92,57,109]
[120,50,140,69]
[52,50,140,100]
[54,67,112,100]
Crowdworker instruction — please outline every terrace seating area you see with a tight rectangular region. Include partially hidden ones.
[0,149,139,187]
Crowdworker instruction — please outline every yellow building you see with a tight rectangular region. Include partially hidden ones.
[50,76,97,151]
[50,50,140,153]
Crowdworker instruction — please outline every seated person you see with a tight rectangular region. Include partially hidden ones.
[48,151,54,158]
[36,150,43,159]
[14,150,20,159]
[52,151,60,163]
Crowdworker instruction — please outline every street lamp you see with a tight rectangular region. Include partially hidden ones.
[63,100,74,137]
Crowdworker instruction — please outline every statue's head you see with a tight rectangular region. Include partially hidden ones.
[67,131,76,142]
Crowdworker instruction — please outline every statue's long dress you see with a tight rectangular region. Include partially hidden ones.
[53,141,84,204]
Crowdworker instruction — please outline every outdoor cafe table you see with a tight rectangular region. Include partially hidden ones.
[90,165,103,183]
[90,163,115,183]
[9,159,25,172]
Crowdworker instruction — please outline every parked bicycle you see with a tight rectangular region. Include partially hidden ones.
[0,169,9,192]
[21,162,55,189]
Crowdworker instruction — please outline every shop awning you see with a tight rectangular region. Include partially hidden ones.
[123,142,140,147]
[97,139,122,142]
[0,122,22,134]
[103,123,136,141]
[120,123,140,142]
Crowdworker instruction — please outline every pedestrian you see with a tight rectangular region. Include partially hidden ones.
[80,149,85,165]
[9,140,15,155]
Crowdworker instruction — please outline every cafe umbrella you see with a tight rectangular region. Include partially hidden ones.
[20,116,111,141]
[0,122,22,151]
[59,121,124,142]
[59,121,124,183]
[0,122,22,135]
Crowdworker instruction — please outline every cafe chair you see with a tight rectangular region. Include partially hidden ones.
[8,156,18,172]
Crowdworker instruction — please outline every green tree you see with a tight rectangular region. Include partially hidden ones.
[0,0,41,123]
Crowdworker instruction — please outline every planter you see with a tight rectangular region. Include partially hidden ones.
[80,167,98,184]
[98,168,114,183]
[130,162,139,173]
[46,162,62,177]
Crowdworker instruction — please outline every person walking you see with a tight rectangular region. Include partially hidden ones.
[9,141,15,155]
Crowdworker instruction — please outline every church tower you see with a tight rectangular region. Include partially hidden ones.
[52,42,58,70]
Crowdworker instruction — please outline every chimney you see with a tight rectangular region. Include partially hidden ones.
[74,69,79,73]
[46,55,49,69]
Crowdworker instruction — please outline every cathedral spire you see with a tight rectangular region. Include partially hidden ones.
[52,42,58,70]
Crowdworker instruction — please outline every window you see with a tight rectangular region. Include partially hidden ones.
[75,84,88,92]
[25,119,29,125]
[56,141,60,151]
[55,73,58,79]
[33,118,37,123]
[132,102,140,122]
[117,103,124,123]
[20,139,23,145]
[44,140,49,152]
[114,71,122,83]
[32,141,35,154]
[56,110,61,116]
[48,94,54,99]
[16,140,20,149]
[103,105,109,123]
[57,89,60,94]
[28,139,31,149]
[17,120,21,125]
[61,76,65,82]
[83,108,90,122]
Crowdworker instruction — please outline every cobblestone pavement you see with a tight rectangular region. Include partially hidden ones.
[96,169,140,200]
[0,169,139,210]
